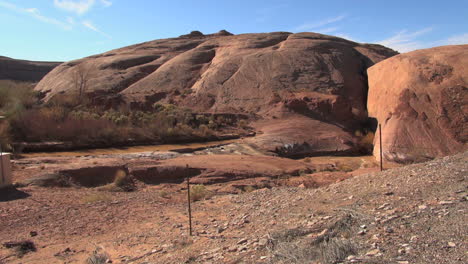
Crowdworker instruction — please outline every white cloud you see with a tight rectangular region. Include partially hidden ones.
[53,0,112,15]
[82,20,111,39]
[0,1,72,30]
[0,1,16,10]
[295,15,346,32]
[53,0,95,15]
[316,27,339,34]
[377,28,433,52]
[100,0,112,7]
[445,33,468,45]
[66,16,75,24]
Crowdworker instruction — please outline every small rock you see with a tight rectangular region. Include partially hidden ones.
[447,242,456,248]
[366,248,381,256]
[258,239,268,247]
[227,246,237,252]
[237,238,248,245]
[439,200,454,205]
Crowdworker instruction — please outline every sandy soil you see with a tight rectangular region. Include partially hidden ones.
[1,150,465,264]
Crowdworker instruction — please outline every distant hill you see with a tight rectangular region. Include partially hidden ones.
[0,56,61,82]
[34,30,399,157]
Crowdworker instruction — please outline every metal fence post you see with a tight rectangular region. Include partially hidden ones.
[186,164,193,236]
[379,124,383,171]
[0,144,4,184]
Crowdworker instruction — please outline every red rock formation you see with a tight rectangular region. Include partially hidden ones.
[367,45,467,163]
[0,56,60,82]
[35,31,398,156]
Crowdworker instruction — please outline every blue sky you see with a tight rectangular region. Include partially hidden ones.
[1,0,467,61]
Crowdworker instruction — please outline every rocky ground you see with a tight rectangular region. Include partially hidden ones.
[0,149,466,263]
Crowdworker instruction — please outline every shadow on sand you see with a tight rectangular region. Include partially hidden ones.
[0,186,30,202]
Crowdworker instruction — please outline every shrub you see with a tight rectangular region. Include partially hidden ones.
[159,190,170,199]
[359,131,375,146]
[243,185,256,193]
[238,119,248,129]
[86,247,110,264]
[0,80,37,113]
[190,184,210,201]
[113,170,127,187]
[98,170,133,192]
[0,121,11,150]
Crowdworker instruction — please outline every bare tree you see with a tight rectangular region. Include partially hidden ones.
[72,63,94,100]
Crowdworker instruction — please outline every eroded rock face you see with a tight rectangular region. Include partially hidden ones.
[0,56,61,82]
[35,31,398,156]
[367,45,468,163]
[131,155,315,185]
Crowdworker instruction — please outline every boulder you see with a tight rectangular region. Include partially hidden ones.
[367,45,467,163]
[35,31,398,156]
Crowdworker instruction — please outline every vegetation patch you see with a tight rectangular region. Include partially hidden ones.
[0,81,250,152]
[267,214,359,264]
[190,184,212,201]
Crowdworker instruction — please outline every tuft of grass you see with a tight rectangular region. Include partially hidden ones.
[318,238,356,264]
[359,131,375,146]
[113,169,128,187]
[159,190,170,199]
[243,185,256,193]
[190,184,211,202]
[81,193,112,204]
[97,169,133,192]
[335,162,357,173]
[268,215,358,264]
[86,247,110,264]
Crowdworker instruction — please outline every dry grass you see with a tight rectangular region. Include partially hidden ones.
[190,184,211,201]
[268,214,358,264]
[86,247,110,264]
[0,80,236,150]
[243,185,256,193]
[159,190,171,199]
[97,170,134,192]
[81,193,112,204]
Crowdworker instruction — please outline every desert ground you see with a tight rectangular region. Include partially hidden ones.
[0,140,466,264]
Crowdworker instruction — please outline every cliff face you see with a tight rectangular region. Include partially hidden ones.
[35,31,398,156]
[0,56,61,82]
[368,45,468,162]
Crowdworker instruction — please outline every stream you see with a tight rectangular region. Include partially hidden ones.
[22,139,239,158]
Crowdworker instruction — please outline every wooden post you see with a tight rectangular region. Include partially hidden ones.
[0,144,4,184]
[0,116,5,184]
[186,164,193,236]
[379,124,383,171]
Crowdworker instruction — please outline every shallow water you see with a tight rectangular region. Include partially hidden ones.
[22,139,238,158]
